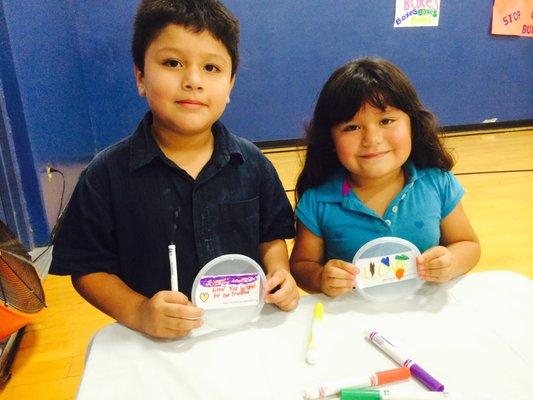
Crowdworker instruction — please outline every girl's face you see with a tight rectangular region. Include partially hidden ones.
[331,102,412,184]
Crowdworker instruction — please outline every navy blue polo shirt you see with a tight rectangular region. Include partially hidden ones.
[50,112,295,299]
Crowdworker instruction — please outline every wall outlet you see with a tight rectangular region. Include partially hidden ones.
[46,165,53,180]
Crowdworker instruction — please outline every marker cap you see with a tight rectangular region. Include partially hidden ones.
[376,366,411,385]
[410,363,445,391]
[340,389,381,400]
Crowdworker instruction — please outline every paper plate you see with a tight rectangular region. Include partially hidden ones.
[352,237,423,302]
[192,254,266,330]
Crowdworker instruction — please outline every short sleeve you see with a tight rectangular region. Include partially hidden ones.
[50,160,119,276]
[257,153,296,242]
[439,171,465,218]
[295,189,323,238]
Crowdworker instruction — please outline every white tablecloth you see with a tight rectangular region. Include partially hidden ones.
[77,271,533,399]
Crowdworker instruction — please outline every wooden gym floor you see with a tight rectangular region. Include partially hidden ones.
[1,127,532,400]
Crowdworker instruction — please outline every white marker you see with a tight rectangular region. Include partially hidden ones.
[340,389,463,400]
[306,302,324,365]
[168,243,178,291]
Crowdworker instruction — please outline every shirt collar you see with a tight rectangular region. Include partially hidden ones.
[404,160,425,183]
[315,161,425,203]
[212,119,245,166]
[315,169,346,202]
[129,111,244,172]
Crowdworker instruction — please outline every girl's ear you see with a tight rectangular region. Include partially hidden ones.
[133,65,146,97]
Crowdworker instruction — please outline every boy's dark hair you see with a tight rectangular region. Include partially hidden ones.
[295,57,454,200]
[132,0,240,76]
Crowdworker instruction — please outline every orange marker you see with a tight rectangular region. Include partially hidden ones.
[304,366,411,399]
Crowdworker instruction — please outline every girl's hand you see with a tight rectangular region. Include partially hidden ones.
[417,246,455,283]
[320,259,358,297]
[137,291,204,339]
[264,269,300,311]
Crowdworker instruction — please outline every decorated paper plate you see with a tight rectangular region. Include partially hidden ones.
[192,254,267,330]
[352,237,423,302]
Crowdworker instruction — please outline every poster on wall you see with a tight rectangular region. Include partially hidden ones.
[394,0,440,28]
[492,0,533,37]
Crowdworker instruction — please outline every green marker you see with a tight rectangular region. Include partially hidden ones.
[341,390,381,400]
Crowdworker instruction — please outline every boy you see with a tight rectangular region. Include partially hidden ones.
[50,0,299,339]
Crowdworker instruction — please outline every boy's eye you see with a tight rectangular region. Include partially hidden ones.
[204,64,220,73]
[164,59,183,68]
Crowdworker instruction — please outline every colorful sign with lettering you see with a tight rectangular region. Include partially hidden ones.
[356,251,418,289]
[394,0,440,28]
[492,0,533,37]
[194,273,261,310]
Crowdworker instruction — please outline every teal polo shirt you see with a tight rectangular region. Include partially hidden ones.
[295,162,464,263]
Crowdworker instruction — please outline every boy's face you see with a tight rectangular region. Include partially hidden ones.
[135,24,235,139]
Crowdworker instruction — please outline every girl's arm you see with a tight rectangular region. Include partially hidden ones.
[290,222,357,295]
[260,239,299,311]
[289,222,325,293]
[417,202,481,282]
[71,272,203,338]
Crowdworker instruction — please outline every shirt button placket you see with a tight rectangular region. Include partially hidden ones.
[200,212,210,256]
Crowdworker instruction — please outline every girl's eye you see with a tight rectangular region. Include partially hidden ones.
[341,124,360,132]
[204,64,220,73]
[381,118,394,125]
[164,59,183,68]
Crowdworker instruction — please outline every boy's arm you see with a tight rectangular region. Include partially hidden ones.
[259,239,299,311]
[72,272,203,338]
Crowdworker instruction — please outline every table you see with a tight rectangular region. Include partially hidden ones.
[77,271,533,399]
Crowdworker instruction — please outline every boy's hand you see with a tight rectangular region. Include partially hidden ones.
[417,246,454,283]
[137,291,203,339]
[321,259,358,297]
[264,269,299,311]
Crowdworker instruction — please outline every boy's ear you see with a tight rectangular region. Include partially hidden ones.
[133,65,146,97]
[227,76,236,103]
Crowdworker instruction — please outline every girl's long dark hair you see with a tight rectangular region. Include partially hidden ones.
[295,57,454,201]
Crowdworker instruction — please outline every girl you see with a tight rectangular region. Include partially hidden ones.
[290,58,480,296]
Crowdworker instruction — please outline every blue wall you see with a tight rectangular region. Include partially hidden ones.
[1,0,532,245]
[0,1,48,247]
